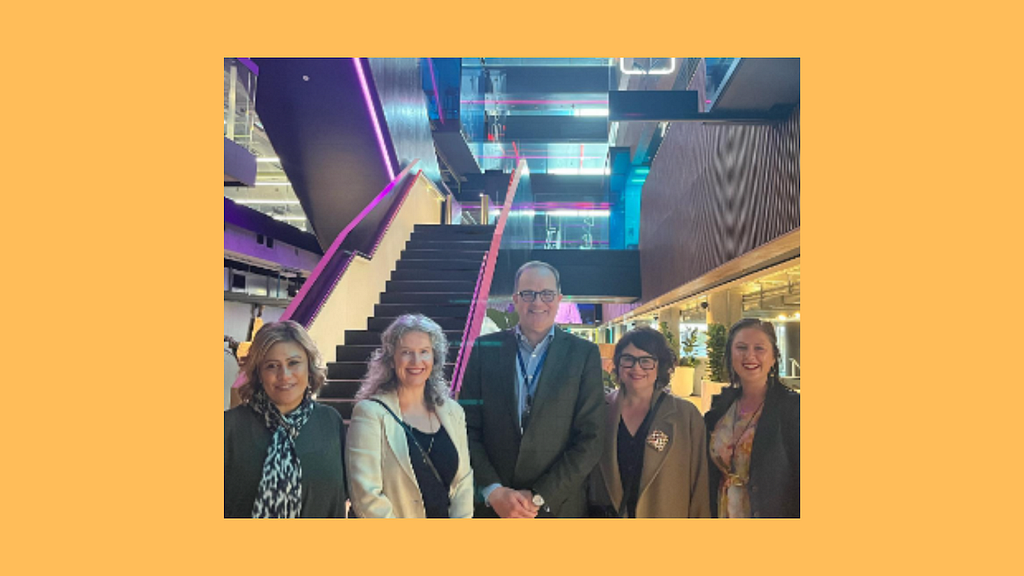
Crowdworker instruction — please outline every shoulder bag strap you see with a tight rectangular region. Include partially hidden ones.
[369,399,446,488]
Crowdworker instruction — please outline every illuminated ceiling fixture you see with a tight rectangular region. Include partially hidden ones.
[256,157,280,163]
[573,108,609,117]
[777,314,787,321]
[794,312,801,319]
[618,58,677,75]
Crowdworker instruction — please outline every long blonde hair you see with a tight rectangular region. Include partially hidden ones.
[356,314,450,407]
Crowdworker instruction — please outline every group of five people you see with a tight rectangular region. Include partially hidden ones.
[224,261,800,518]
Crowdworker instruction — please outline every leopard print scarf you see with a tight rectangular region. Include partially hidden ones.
[248,388,314,518]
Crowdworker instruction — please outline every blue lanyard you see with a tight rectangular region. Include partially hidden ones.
[516,344,550,401]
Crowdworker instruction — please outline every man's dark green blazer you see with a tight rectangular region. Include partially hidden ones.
[460,327,606,517]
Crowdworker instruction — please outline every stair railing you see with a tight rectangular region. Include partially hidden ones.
[451,159,528,395]
[281,161,420,328]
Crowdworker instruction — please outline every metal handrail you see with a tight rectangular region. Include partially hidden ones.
[451,159,527,395]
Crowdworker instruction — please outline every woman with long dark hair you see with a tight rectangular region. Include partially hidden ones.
[705,319,800,518]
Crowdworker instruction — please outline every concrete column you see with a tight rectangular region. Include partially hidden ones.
[707,289,743,328]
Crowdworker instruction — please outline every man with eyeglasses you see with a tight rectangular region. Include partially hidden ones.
[461,261,605,518]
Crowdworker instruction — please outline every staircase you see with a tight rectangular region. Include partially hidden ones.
[318,224,495,420]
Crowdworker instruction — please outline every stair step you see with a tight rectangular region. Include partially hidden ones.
[409,240,492,251]
[335,342,461,361]
[369,316,466,331]
[413,224,494,233]
[344,329,465,346]
[379,292,474,305]
[326,362,456,381]
[396,259,481,271]
[374,303,470,318]
[410,229,495,241]
[318,398,356,420]
[386,280,478,293]
[402,248,487,260]
[320,379,362,398]
[391,269,479,282]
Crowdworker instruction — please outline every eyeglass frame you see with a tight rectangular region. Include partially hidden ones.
[515,289,560,303]
[618,354,658,370]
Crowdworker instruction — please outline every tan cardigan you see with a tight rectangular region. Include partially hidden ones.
[346,391,474,518]
[589,389,711,518]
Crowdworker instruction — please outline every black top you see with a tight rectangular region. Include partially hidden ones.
[224,403,347,518]
[407,424,458,518]
[617,419,645,518]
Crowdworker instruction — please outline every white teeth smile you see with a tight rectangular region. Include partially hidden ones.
[742,364,760,370]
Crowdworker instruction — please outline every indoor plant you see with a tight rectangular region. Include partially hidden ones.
[701,322,729,411]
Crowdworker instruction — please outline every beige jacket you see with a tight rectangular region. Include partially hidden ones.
[589,389,711,518]
[346,391,474,518]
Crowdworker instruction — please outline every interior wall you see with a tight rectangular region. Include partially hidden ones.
[307,174,443,363]
[223,301,285,409]
[639,106,800,301]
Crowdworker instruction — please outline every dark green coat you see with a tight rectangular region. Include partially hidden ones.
[224,402,348,518]
[461,328,606,517]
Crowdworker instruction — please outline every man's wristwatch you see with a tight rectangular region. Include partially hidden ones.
[531,491,545,508]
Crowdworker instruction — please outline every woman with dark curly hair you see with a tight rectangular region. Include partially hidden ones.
[588,327,710,517]
[224,321,347,518]
[705,319,800,518]
[346,314,473,518]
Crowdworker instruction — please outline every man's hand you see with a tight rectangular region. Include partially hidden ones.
[488,487,539,518]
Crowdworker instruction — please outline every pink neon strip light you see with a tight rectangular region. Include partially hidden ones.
[452,160,525,394]
[426,58,444,125]
[353,58,395,180]
[460,99,607,105]
[279,162,417,324]
[478,155,605,159]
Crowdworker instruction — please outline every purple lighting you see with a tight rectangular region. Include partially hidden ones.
[426,58,444,125]
[353,58,395,180]
[555,302,583,324]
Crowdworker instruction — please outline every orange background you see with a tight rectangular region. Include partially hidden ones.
[6,2,1020,573]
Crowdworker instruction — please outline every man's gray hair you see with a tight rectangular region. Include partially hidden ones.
[513,260,561,293]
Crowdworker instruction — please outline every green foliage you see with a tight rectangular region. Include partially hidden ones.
[659,321,676,351]
[602,368,617,394]
[706,323,728,382]
[486,308,519,330]
[679,327,701,368]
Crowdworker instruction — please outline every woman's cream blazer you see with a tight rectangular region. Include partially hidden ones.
[346,391,474,518]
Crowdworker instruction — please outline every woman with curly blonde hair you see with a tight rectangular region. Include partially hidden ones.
[346,314,473,518]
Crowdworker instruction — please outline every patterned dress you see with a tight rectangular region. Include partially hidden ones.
[709,401,763,518]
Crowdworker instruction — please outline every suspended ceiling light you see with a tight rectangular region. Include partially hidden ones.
[618,58,677,75]
[256,157,280,162]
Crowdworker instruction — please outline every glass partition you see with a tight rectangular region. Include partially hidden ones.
[704,58,740,110]
[224,58,258,151]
